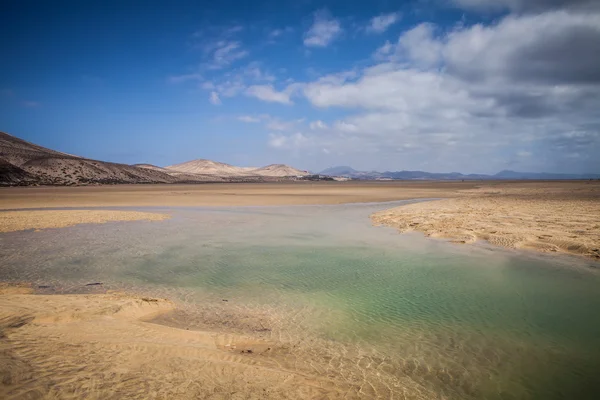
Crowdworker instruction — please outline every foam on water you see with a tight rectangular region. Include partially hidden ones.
[1,200,599,399]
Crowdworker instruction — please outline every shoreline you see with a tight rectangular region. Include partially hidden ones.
[0,282,383,399]
[372,181,600,259]
[2,181,599,259]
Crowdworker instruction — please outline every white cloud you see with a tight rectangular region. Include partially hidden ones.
[208,41,249,69]
[237,115,261,123]
[268,132,310,149]
[272,8,600,173]
[374,41,394,59]
[209,91,221,105]
[242,63,276,82]
[443,11,600,84]
[245,85,293,104]
[366,12,401,34]
[304,10,342,47]
[373,23,443,68]
[310,120,328,130]
[397,23,443,67]
[269,26,294,39]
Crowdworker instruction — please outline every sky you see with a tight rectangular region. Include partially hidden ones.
[1,0,599,174]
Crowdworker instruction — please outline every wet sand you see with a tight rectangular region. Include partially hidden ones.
[372,181,600,259]
[0,181,476,209]
[2,181,600,399]
[0,285,346,399]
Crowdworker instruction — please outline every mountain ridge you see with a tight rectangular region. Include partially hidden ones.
[320,166,600,180]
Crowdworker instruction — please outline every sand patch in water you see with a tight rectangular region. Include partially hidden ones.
[0,210,169,233]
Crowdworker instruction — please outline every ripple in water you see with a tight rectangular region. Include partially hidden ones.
[1,201,599,399]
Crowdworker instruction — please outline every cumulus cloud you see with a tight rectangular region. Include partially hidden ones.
[304,10,342,47]
[245,85,293,104]
[397,23,443,67]
[444,11,600,84]
[366,12,401,34]
[272,7,600,173]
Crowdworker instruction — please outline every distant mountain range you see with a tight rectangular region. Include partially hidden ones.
[320,167,600,181]
[0,131,310,186]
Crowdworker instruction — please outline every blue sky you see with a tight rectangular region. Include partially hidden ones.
[1,0,599,173]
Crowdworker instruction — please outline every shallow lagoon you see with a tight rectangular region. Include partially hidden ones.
[1,200,599,399]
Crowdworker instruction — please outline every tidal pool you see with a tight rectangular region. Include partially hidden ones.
[1,200,599,399]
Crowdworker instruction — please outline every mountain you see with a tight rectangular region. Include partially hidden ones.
[0,131,181,186]
[0,131,312,186]
[166,159,307,177]
[493,170,600,180]
[132,163,170,172]
[320,165,600,180]
[166,159,252,176]
[251,164,308,177]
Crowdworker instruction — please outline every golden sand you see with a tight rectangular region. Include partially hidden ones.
[372,181,600,259]
[0,181,475,209]
[0,210,169,233]
[0,287,347,399]
[2,181,600,398]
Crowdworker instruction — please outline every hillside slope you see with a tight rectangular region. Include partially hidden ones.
[167,160,308,177]
[252,164,308,177]
[166,159,252,176]
[0,132,179,186]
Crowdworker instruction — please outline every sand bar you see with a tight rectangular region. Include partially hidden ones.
[0,285,352,399]
[372,181,600,258]
[0,210,169,233]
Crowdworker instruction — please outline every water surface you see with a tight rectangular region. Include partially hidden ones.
[1,201,599,399]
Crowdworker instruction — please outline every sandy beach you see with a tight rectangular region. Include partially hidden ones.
[2,181,600,399]
[0,181,476,209]
[0,285,345,399]
[372,181,600,259]
[1,181,598,258]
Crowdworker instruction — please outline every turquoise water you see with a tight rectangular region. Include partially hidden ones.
[1,201,599,399]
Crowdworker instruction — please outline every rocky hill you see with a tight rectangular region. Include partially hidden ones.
[0,132,310,186]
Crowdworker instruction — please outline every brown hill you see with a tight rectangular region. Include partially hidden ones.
[0,132,178,186]
[251,164,308,177]
[166,160,307,178]
[0,131,310,186]
[165,159,254,176]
